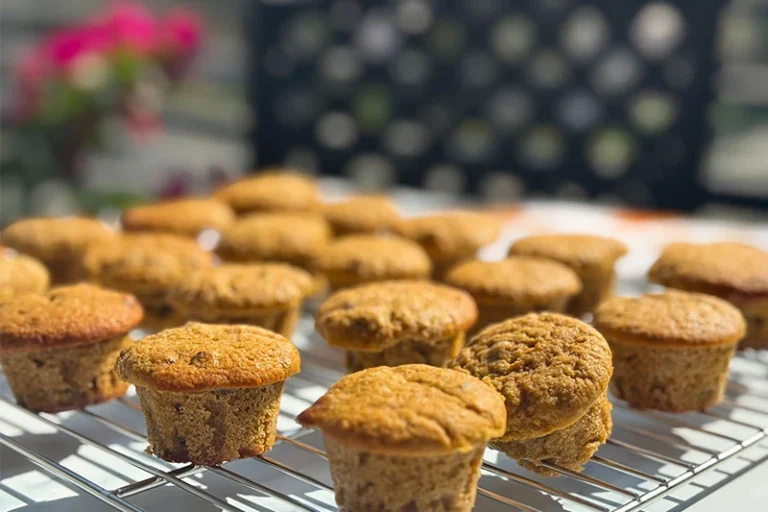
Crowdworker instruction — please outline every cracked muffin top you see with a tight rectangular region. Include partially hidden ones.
[450,313,612,441]
[2,216,114,261]
[508,234,627,272]
[168,263,315,314]
[82,234,213,293]
[648,242,768,297]
[0,251,49,301]
[316,280,478,350]
[321,195,400,235]
[214,170,320,214]
[121,197,235,237]
[393,211,501,263]
[115,322,300,391]
[0,283,143,353]
[594,291,746,347]
[313,234,431,286]
[444,257,581,306]
[217,212,331,268]
[297,364,506,455]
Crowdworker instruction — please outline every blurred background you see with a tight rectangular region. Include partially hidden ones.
[1,0,767,223]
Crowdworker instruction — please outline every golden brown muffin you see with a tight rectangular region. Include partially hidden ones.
[0,284,143,412]
[444,257,582,333]
[648,242,768,350]
[167,263,314,338]
[0,250,50,301]
[508,233,628,316]
[312,234,431,291]
[594,291,746,411]
[82,234,213,331]
[316,280,478,372]
[321,195,400,236]
[115,322,300,465]
[450,313,613,475]
[394,211,501,279]
[214,170,320,215]
[297,364,506,512]
[1,217,114,284]
[121,197,235,237]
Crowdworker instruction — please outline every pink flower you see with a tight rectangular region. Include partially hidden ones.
[102,1,157,55]
[158,8,203,56]
[16,47,51,89]
[43,24,111,70]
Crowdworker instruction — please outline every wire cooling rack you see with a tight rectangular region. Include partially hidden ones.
[1,314,768,512]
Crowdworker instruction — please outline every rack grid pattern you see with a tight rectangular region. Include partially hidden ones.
[2,317,768,512]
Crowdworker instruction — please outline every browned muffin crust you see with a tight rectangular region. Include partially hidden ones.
[313,234,432,285]
[1,217,115,261]
[121,197,235,237]
[82,234,213,293]
[321,195,400,235]
[444,257,581,305]
[0,251,50,300]
[115,322,300,392]
[316,280,478,350]
[0,284,143,352]
[217,212,331,268]
[214,170,320,214]
[297,364,506,455]
[508,234,628,271]
[648,242,768,297]
[450,313,613,440]
[168,263,314,315]
[594,291,746,347]
[393,211,501,263]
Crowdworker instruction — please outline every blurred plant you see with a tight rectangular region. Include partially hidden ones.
[2,1,203,208]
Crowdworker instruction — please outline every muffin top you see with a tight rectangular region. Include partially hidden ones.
[168,263,315,314]
[594,291,746,347]
[82,234,213,293]
[313,235,432,285]
[508,234,627,271]
[316,280,477,350]
[115,322,300,391]
[322,195,400,235]
[0,251,50,301]
[648,242,768,296]
[297,364,506,455]
[444,257,581,305]
[450,313,612,441]
[394,211,500,262]
[121,197,235,237]
[0,283,143,353]
[2,217,114,260]
[214,170,319,214]
[217,212,331,267]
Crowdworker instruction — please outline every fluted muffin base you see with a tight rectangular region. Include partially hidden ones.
[325,439,485,512]
[183,308,300,339]
[472,299,568,335]
[345,334,464,372]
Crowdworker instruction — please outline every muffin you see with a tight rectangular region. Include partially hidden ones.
[508,234,628,316]
[451,313,613,475]
[0,250,50,301]
[214,170,320,215]
[594,291,746,411]
[648,242,768,350]
[167,263,314,337]
[0,284,143,412]
[121,197,235,238]
[444,257,582,333]
[297,364,506,512]
[316,280,477,372]
[394,211,501,279]
[1,217,114,284]
[115,322,300,465]
[82,234,213,331]
[321,195,400,236]
[312,234,431,292]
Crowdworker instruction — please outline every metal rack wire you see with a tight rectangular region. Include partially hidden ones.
[2,316,768,512]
